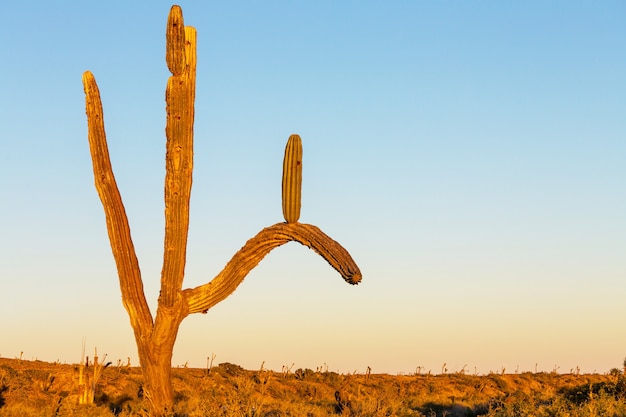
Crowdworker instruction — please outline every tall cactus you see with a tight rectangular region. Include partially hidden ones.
[82,5,361,417]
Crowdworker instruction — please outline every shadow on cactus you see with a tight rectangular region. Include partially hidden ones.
[82,4,361,417]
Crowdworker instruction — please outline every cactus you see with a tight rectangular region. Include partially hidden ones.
[82,5,361,417]
[282,134,303,223]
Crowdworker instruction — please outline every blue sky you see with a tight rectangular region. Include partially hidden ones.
[1,1,625,374]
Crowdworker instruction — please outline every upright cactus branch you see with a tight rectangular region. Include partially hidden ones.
[165,6,186,76]
[282,134,303,223]
[82,5,361,416]
[161,8,196,309]
[83,71,153,334]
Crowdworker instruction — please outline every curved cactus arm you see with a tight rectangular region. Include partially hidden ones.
[160,5,197,309]
[182,222,361,314]
[82,71,153,332]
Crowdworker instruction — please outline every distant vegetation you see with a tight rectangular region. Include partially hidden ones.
[1,357,626,416]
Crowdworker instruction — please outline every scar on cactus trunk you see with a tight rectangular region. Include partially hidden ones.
[82,5,361,417]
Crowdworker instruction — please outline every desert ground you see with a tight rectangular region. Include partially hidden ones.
[0,357,625,416]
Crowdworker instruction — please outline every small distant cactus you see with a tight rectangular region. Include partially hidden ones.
[82,5,361,417]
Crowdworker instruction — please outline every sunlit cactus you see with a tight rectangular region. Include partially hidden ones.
[282,134,303,223]
[82,5,361,417]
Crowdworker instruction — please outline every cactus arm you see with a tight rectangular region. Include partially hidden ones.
[282,134,303,223]
[182,222,361,314]
[165,5,186,76]
[294,223,362,283]
[82,71,153,332]
[160,7,197,309]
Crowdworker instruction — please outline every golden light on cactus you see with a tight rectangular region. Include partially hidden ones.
[165,5,185,76]
[82,5,361,417]
[282,134,303,223]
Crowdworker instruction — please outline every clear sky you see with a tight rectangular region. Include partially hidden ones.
[1,1,625,375]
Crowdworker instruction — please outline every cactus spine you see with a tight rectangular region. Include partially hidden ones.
[282,134,303,223]
[82,5,361,417]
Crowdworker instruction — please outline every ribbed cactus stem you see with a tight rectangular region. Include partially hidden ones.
[183,222,362,314]
[166,5,185,76]
[82,71,152,334]
[160,10,196,309]
[282,134,303,223]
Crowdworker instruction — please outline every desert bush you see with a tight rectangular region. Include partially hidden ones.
[217,362,245,377]
[294,368,315,381]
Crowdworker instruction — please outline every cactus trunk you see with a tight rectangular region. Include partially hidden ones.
[136,330,178,416]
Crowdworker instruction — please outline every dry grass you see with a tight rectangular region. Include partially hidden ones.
[1,357,625,416]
